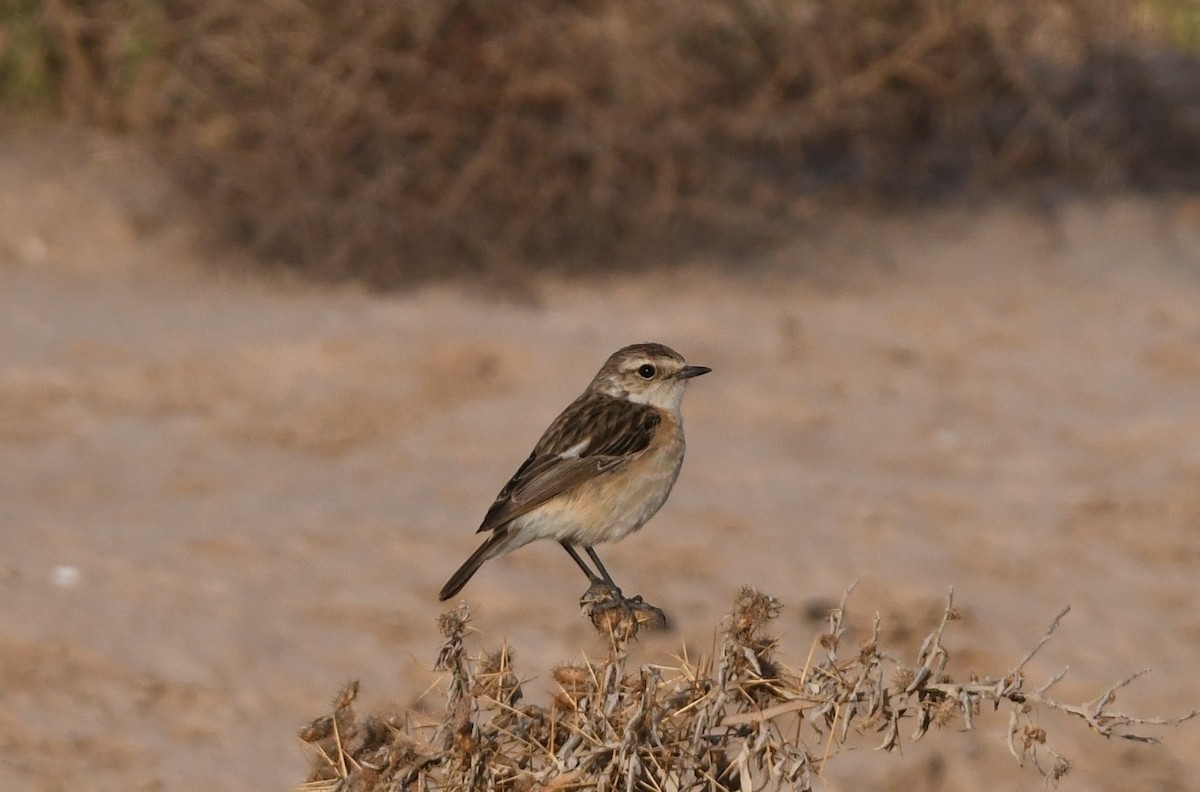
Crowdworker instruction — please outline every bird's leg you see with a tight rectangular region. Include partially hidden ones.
[564,542,668,634]
[564,542,628,624]
[580,545,668,632]
[560,542,605,585]
[584,546,619,589]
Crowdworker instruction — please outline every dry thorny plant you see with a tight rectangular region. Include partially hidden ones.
[28,1,1200,286]
[296,585,1197,791]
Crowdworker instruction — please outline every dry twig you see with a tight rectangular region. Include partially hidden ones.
[297,586,1198,791]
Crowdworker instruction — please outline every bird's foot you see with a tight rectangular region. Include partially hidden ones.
[581,580,623,603]
[580,583,669,639]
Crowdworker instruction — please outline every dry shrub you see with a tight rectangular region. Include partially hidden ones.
[15,1,1200,285]
[295,587,1196,791]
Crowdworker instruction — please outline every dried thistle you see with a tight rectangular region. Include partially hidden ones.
[729,587,782,641]
[474,644,522,707]
[295,588,1198,792]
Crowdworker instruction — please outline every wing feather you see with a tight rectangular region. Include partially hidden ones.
[476,393,660,534]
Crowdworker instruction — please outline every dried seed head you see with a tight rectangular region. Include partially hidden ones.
[592,601,638,641]
[479,647,511,675]
[335,680,360,709]
[298,714,333,743]
[1023,725,1047,748]
[631,601,669,631]
[438,605,471,639]
[475,646,522,704]
[933,698,958,727]
[551,663,592,712]
[894,667,916,691]
[346,715,390,757]
[553,663,591,691]
[580,585,641,641]
[730,587,782,638]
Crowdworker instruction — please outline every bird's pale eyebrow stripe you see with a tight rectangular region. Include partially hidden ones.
[559,438,591,458]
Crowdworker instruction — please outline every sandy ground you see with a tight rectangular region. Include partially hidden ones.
[2,122,1199,791]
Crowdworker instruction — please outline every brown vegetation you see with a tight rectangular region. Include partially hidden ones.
[296,587,1196,791]
[7,1,1200,285]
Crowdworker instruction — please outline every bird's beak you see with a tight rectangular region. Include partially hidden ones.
[679,365,712,379]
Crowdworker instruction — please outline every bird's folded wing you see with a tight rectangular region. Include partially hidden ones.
[476,454,625,534]
[476,399,660,534]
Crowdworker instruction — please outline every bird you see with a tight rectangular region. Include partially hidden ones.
[439,342,710,602]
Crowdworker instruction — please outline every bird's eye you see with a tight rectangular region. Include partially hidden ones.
[637,364,656,379]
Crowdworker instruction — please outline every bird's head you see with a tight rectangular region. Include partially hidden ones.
[590,342,711,410]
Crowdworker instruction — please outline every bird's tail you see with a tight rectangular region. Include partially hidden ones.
[439,529,510,601]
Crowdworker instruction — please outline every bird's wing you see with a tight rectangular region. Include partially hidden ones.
[476,394,661,534]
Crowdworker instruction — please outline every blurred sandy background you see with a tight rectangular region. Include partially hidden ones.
[3,123,1199,791]
[4,3,1200,790]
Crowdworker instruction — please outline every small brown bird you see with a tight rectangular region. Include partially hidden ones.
[439,343,710,601]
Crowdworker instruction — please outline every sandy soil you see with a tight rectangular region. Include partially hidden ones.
[2,122,1199,791]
